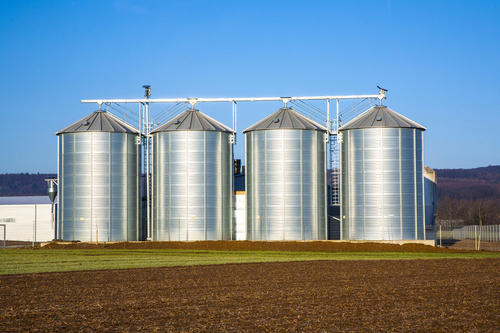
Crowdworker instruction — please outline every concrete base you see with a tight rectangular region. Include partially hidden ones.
[42,239,436,247]
[259,240,436,246]
[322,240,436,246]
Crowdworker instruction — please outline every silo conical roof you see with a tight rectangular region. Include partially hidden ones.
[151,109,233,133]
[339,105,426,131]
[57,111,139,135]
[243,107,327,133]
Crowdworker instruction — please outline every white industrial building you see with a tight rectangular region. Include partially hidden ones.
[233,191,247,240]
[0,196,54,242]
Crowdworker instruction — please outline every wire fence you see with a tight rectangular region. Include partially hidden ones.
[452,225,500,242]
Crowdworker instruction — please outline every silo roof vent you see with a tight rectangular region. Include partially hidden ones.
[339,105,426,131]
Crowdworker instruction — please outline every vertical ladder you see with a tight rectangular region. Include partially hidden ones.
[329,133,340,205]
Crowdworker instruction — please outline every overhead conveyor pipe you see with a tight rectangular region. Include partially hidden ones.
[81,93,385,105]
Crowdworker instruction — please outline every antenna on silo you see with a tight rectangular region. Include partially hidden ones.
[143,85,151,99]
[377,86,388,105]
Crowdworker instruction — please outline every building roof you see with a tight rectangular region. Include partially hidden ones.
[57,111,139,135]
[424,166,437,183]
[0,196,52,205]
[243,107,327,133]
[339,105,426,131]
[151,109,233,133]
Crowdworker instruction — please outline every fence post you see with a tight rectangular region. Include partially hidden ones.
[474,225,477,251]
[32,204,37,247]
[1,224,5,248]
[439,225,442,247]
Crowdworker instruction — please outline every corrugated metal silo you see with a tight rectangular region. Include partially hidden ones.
[339,105,426,240]
[244,107,327,240]
[151,109,233,240]
[57,111,141,241]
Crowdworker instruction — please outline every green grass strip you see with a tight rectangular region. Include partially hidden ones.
[0,249,498,275]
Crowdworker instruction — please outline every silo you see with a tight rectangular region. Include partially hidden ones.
[151,109,233,240]
[339,105,426,240]
[57,111,141,242]
[244,107,327,240]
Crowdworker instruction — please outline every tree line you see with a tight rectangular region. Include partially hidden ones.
[435,166,500,227]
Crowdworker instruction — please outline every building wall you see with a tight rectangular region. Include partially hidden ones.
[233,191,246,240]
[424,166,437,240]
[0,204,53,242]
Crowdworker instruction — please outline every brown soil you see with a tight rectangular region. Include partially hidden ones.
[42,240,463,253]
[1,259,498,331]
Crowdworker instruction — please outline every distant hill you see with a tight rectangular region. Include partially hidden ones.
[434,166,500,226]
[1,166,499,226]
[0,173,56,196]
[435,165,500,200]
[2,167,499,200]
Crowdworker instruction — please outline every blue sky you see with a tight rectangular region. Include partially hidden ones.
[0,0,499,172]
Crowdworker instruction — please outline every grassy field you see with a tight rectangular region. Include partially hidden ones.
[1,248,499,275]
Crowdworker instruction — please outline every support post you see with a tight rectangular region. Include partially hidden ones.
[439,224,442,247]
[146,101,151,240]
[474,225,477,250]
[337,98,341,240]
[326,99,330,133]
[33,205,37,247]
[232,101,237,143]
[1,224,5,248]
[336,99,339,132]
[143,85,152,241]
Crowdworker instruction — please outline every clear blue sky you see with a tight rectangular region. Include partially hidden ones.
[0,0,499,173]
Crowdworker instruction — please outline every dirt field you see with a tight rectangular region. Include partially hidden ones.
[1,259,498,331]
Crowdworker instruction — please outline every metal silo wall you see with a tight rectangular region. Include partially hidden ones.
[57,132,140,241]
[340,128,425,240]
[152,131,232,241]
[246,129,327,240]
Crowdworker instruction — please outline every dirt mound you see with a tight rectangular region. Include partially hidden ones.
[41,240,459,252]
[0,259,498,331]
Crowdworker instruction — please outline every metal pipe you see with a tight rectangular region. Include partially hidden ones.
[33,205,37,247]
[336,99,339,132]
[81,94,383,105]
[326,99,330,134]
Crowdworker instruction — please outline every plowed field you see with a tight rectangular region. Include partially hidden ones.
[1,259,498,331]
